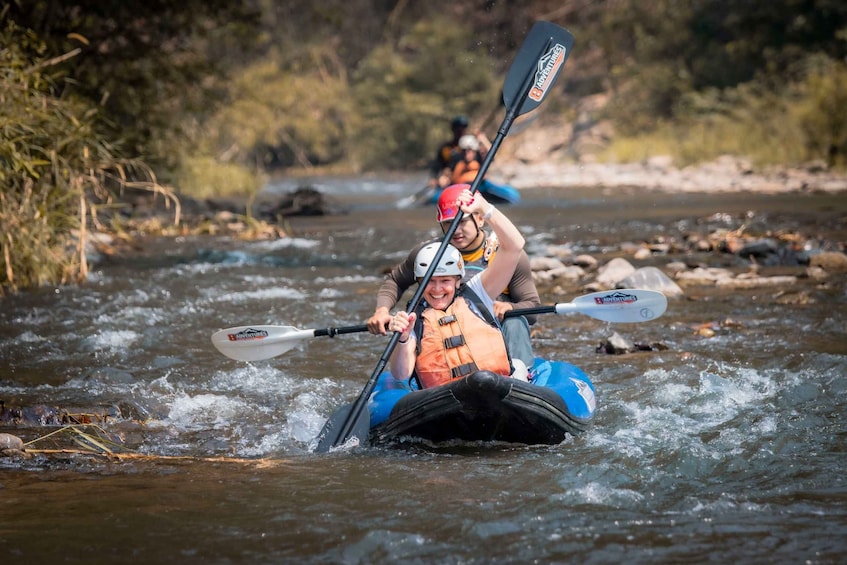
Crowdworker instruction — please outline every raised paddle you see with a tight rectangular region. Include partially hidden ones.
[211,289,668,362]
[316,21,576,452]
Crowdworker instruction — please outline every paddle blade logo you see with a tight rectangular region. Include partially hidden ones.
[227,328,269,342]
[529,43,566,102]
[593,291,637,305]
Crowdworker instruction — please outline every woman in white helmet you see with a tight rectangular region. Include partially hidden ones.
[387,187,526,388]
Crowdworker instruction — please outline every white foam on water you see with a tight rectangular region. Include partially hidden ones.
[286,390,333,444]
[210,286,307,303]
[318,288,344,298]
[238,429,290,457]
[249,237,319,250]
[586,361,786,491]
[15,331,45,343]
[556,481,646,508]
[314,274,382,284]
[207,364,298,398]
[112,306,167,326]
[82,329,141,353]
[166,392,251,431]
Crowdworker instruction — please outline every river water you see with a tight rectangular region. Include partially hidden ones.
[1,174,846,563]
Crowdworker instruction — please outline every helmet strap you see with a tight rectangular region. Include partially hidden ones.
[459,217,484,252]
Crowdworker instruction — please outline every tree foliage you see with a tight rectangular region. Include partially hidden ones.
[5,0,262,175]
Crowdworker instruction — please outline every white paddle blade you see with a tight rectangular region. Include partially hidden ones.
[211,325,315,362]
[557,289,668,323]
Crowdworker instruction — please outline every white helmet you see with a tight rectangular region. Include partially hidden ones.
[414,243,464,278]
[458,134,480,151]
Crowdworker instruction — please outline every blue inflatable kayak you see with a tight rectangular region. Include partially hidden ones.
[367,358,596,446]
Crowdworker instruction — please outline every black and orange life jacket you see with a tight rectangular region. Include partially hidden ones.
[412,286,512,388]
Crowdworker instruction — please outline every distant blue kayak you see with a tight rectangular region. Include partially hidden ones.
[395,179,520,209]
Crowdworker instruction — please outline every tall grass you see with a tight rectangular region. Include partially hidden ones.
[0,18,175,294]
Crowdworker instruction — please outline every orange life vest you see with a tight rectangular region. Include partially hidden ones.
[414,293,512,388]
[451,158,481,184]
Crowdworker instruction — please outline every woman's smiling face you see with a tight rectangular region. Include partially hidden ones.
[422,276,461,309]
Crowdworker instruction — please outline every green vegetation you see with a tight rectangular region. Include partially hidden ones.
[603,62,847,168]
[2,0,846,292]
[0,18,173,294]
[592,0,847,167]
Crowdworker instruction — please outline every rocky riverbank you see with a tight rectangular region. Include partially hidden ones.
[495,155,847,194]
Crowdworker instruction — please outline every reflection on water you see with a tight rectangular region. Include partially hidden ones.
[1,180,846,562]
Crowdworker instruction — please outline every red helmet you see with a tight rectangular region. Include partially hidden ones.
[436,184,471,222]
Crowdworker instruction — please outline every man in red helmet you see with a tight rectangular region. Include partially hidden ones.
[367,183,539,368]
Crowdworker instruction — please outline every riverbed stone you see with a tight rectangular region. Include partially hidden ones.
[633,246,652,260]
[595,257,636,288]
[596,331,636,354]
[532,265,585,282]
[617,266,685,297]
[574,254,598,270]
[0,433,24,451]
[530,256,567,272]
[809,251,847,272]
[675,267,735,285]
[715,275,798,289]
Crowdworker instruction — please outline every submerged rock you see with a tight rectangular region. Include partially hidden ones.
[595,332,667,354]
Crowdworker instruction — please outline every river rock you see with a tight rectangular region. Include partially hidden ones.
[595,257,636,288]
[617,266,684,297]
[716,275,798,289]
[574,254,598,270]
[596,331,635,354]
[633,247,652,260]
[535,265,585,283]
[254,186,338,220]
[530,256,567,272]
[545,244,575,261]
[665,261,689,276]
[675,267,735,285]
[0,433,24,451]
[809,251,847,272]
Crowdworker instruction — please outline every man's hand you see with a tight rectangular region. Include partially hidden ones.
[492,300,514,321]
[367,307,392,335]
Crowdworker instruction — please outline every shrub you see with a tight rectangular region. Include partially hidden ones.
[0,20,173,293]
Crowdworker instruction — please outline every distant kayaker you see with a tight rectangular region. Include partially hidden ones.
[384,187,528,387]
[429,115,491,190]
[449,134,489,185]
[367,183,539,367]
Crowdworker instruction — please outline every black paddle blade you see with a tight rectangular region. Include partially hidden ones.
[502,21,574,117]
[314,402,371,453]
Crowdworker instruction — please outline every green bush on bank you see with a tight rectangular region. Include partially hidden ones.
[601,57,847,169]
[349,18,498,171]
[173,156,262,201]
[192,18,498,177]
[0,21,96,292]
[0,20,169,294]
